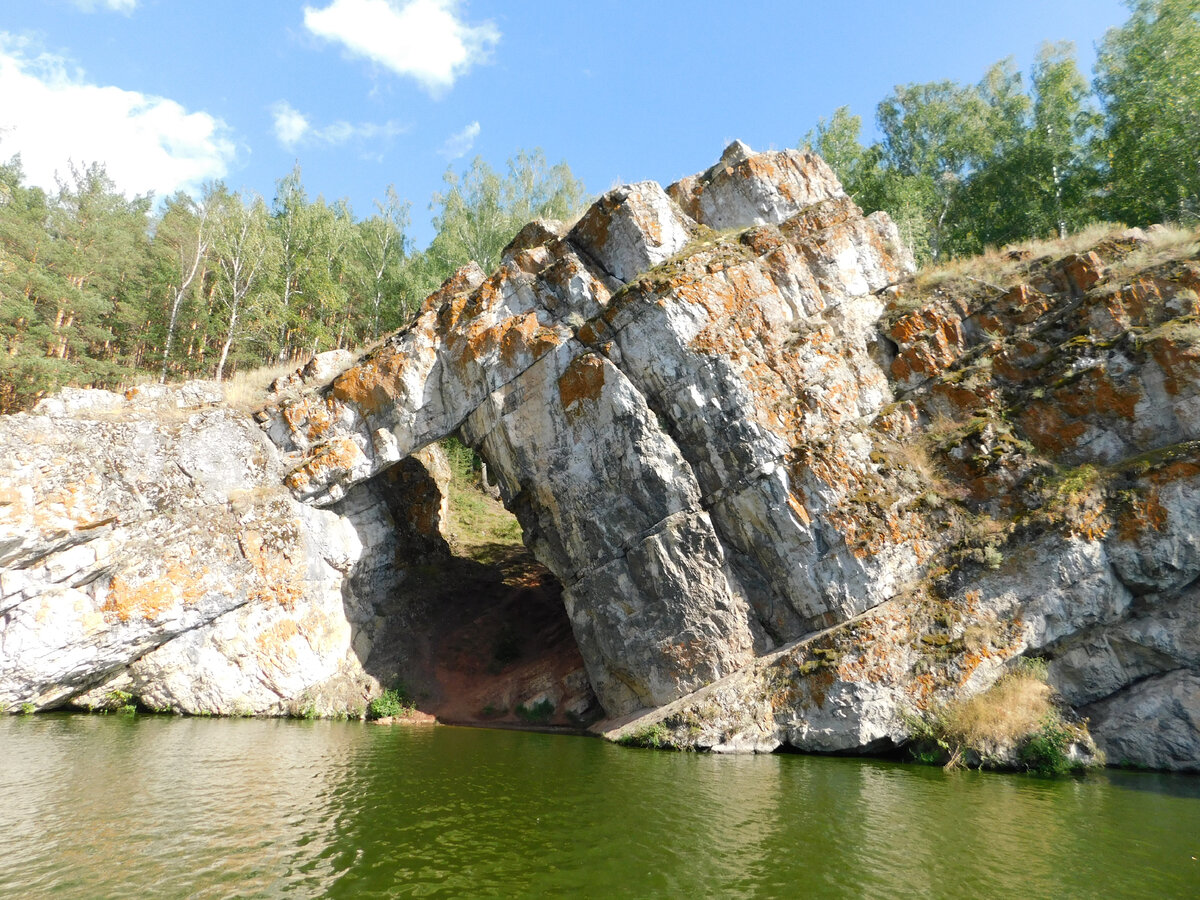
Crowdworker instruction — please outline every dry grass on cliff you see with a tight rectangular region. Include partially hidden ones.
[911,222,1126,295]
[1109,224,1200,279]
[220,361,303,411]
[942,667,1056,748]
[910,221,1199,302]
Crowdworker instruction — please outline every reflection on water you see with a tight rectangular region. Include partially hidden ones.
[1,715,1198,898]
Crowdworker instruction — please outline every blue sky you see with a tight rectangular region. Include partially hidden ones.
[2,0,1131,247]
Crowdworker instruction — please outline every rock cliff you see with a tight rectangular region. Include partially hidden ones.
[2,143,1197,771]
[0,379,429,715]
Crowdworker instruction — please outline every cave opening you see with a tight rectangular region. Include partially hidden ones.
[348,440,601,730]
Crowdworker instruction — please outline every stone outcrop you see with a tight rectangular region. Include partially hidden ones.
[2,144,1198,773]
[260,144,917,719]
[0,377,445,715]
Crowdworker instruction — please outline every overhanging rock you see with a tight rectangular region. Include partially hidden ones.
[262,144,917,716]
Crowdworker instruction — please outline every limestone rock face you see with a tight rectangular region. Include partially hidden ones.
[264,143,1199,768]
[598,211,1200,771]
[4,143,1198,773]
[0,382,444,715]
[262,144,914,716]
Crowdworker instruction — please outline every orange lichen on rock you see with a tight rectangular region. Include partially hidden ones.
[255,618,301,663]
[1003,284,1053,326]
[329,347,408,416]
[992,340,1045,382]
[419,263,486,317]
[283,396,338,442]
[1096,280,1160,334]
[1069,506,1112,541]
[1055,370,1140,421]
[787,492,812,526]
[239,522,306,609]
[498,312,562,369]
[284,436,363,491]
[1018,400,1088,455]
[102,562,207,624]
[1149,459,1200,484]
[1149,337,1200,397]
[930,382,996,418]
[557,354,606,415]
[1055,251,1106,296]
[889,307,968,383]
[1117,491,1169,541]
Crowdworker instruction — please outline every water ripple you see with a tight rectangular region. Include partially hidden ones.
[1,716,1198,898]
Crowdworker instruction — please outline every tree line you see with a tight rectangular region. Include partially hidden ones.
[804,0,1200,264]
[1,0,1196,412]
[0,149,584,412]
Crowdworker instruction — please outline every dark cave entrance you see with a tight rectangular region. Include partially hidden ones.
[342,444,601,730]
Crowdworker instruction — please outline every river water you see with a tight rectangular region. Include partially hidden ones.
[1,715,1197,898]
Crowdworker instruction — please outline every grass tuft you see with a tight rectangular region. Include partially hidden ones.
[616,722,675,750]
[220,360,302,411]
[908,658,1091,775]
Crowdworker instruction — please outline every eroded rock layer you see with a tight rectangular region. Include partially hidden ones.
[0,381,428,715]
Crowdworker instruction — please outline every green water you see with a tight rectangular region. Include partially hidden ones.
[1,716,1197,898]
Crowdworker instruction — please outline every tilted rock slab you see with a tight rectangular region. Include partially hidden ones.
[264,144,1200,769]
[0,379,446,715]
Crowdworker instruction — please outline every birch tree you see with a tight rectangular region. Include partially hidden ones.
[209,188,276,382]
[154,191,208,382]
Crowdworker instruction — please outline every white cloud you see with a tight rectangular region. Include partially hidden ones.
[70,0,139,13]
[0,35,234,199]
[439,120,479,159]
[272,101,311,148]
[303,0,499,93]
[271,100,408,150]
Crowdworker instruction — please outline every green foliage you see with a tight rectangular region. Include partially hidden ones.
[106,689,138,715]
[19,702,36,715]
[0,144,585,412]
[426,149,587,283]
[353,184,413,338]
[442,436,481,482]
[805,2,1199,263]
[803,107,877,204]
[1013,655,1049,681]
[1018,717,1077,776]
[514,699,555,723]
[617,722,674,750]
[367,687,415,720]
[1095,0,1200,224]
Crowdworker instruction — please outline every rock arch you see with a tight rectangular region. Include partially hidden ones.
[261,143,915,716]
